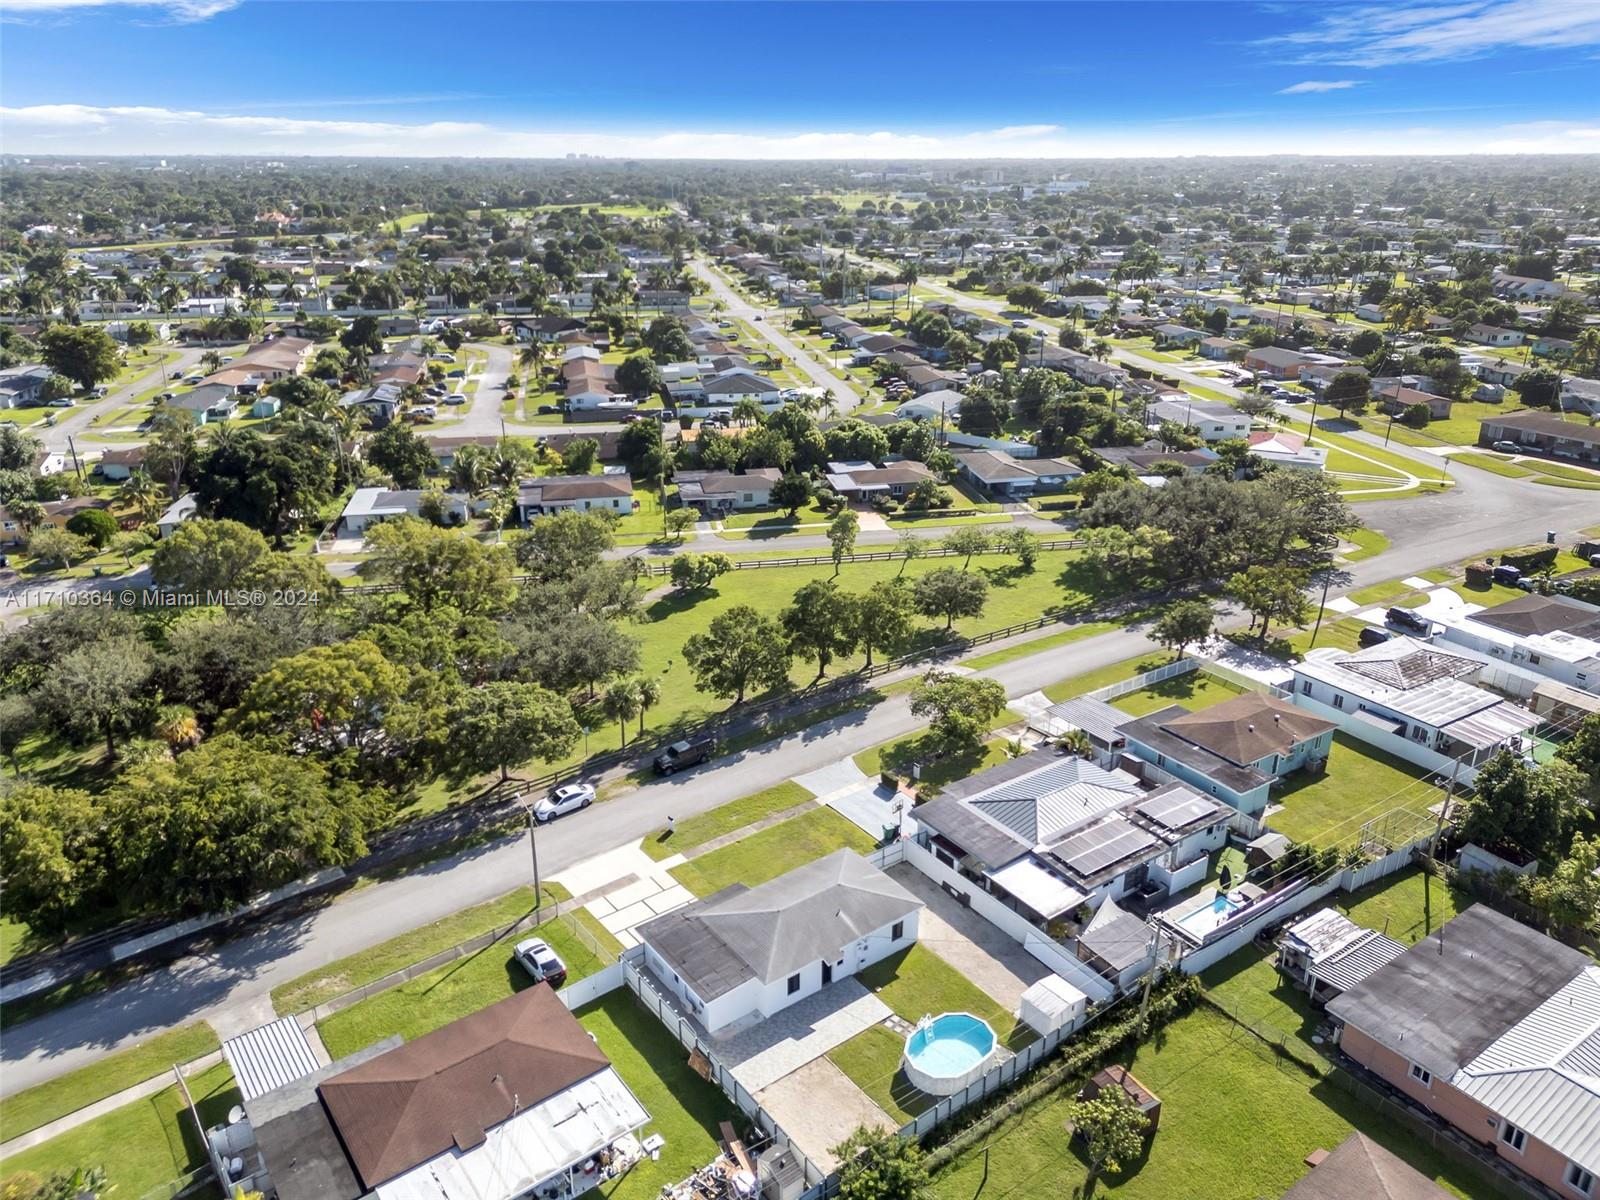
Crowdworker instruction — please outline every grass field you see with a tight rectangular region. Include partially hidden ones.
[1266,734,1434,848]
[927,1006,1484,1200]
[1042,654,1170,704]
[317,906,621,1060]
[1108,671,1250,718]
[960,620,1126,671]
[640,781,815,861]
[1337,865,1468,945]
[668,806,877,897]
[0,1064,239,1200]
[0,1024,219,1141]
[271,882,571,1015]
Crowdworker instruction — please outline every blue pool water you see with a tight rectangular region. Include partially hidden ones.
[905,1014,997,1077]
[1177,892,1244,932]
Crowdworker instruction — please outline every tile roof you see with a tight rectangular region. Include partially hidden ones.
[1280,1132,1453,1200]
[1160,692,1336,765]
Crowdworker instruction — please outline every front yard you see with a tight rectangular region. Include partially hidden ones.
[668,806,878,897]
[639,780,815,861]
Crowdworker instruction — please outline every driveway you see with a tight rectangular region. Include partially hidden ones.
[887,865,1049,1014]
[756,1057,897,1172]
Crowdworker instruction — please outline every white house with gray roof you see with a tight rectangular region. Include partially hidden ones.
[636,850,920,1034]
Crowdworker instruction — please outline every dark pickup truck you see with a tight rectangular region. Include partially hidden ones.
[653,737,716,776]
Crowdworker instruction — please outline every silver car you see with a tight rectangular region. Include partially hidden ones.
[512,937,567,986]
[534,781,595,823]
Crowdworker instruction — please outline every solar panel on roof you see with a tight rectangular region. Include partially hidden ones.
[1053,819,1160,877]
[1134,789,1217,831]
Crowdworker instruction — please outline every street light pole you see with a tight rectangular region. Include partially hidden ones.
[526,800,542,919]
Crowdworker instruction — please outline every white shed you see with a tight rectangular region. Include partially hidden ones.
[1019,974,1088,1036]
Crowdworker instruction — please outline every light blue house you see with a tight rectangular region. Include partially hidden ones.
[1118,692,1337,817]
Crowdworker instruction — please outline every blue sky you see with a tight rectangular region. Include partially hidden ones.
[2,0,1599,156]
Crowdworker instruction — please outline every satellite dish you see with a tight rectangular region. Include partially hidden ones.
[228,1106,245,1125]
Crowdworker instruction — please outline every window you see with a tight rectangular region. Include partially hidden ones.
[1528,653,1541,665]
[891,920,905,941]
[1501,1122,1527,1153]
[1332,694,1344,710]
[1301,680,1312,695]
[1412,725,1429,744]
[1567,1163,1595,1196]
[787,973,801,995]
[1408,1063,1431,1087]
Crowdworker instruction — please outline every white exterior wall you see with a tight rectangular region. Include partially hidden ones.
[1431,623,1598,695]
[1289,688,1480,785]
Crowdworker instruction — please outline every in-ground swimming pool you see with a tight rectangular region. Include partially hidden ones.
[1173,890,1246,937]
[902,1012,998,1096]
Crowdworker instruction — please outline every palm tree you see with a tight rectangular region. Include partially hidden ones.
[731,397,765,427]
[602,679,642,748]
[118,469,166,526]
[634,676,662,738]
[450,443,492,496]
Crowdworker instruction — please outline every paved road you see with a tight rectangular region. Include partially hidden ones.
[689,261,863,407]
[37,347,211,455]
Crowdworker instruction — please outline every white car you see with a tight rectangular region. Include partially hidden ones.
[512,937,567,986]
[534,781,595,823]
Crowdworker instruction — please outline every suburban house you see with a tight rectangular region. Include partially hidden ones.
[637,850,921,1034]
[1377,384,1453,421]
[203,337,312,391]
[1291,638,1541,780]
[1429,593,1600,695]
[1465,323,1525,347]
[1243,346,1315,380]
[1198,336,1241,361]
[1354,303,1386,322]
[1153,323,1204,347]
[516,314,587,343]
[95,446,146,481]
[369,347,427,389]
[1119,692,1338,818]
[1091,445,1219,476]
[1300,362,1368,393]
[516,473,636,523]
[1280,1132,1454,1200]
[894,388,963,423]
[1492,273,1570,300]
[702,371,783,407]
[914,750,1232,935]
[1246,430,1328,471]
[953,448,1082,497]
[338,382,404,425]
[157,493,199,540]
[0,364,53,408]
[237,986,651,1200]
[903,364,962,394]
[675,468,782,513]
[1327,906,1599,1200]
[422,434,504,468]
[1276,908,1406,1007]
[1478,411,1600,466]
[825,460,934,500]
[1147,396,1251,442]
[340,487,470,535]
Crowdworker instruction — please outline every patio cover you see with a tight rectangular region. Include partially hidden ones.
[984,856,1086,920]
[1442,703,1540,750]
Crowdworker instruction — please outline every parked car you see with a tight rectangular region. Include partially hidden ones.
[1358,625,1393,648]
[511,937,567,987]
[443,393,466,405]
[1491,441,1522,454]
[534,781,595,822]
[92,385,109,397]
[537,404,559,414]
[47,399,73,408]
[653,737,716,776]
[1385,606,1431,635]
[1011,319,1030,329]
[448,368,466,378]
[1492,564,1523,587]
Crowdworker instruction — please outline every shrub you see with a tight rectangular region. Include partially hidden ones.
[1500,544,1558,573]
[1463,560,1495,588]
[65,507,119,549]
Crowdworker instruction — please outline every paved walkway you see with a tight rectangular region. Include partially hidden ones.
[887,865,1048,1014]
[563,845,696,950]
[719,980,890,1093]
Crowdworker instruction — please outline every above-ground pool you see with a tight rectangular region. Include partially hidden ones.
[902,1013,998,1096]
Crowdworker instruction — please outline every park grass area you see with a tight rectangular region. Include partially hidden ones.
[1042,654,1170,704]
[0,1023,220,1141]
[1266,734,1434,848]
[828,944,1033,1123]
[1108,670,1249,718]
[1338,527,1391,562]
[271,882,572,1015]
[926,1006,1483,1200]
[668,806,877,898]
[316,907,621,1060]
[0,1063,239,1200]
[640,781,815,861]
[577,992,742,1200]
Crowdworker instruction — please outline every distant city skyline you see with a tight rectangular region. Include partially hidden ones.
[2,0,1599,157]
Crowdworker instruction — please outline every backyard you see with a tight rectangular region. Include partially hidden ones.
[1266,734,1437,848]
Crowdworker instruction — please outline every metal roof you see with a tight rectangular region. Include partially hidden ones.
[983,856,1086,920]
[1451,967,1600,1171]
[1036,697,1130,745]
[1077,898,1156,974]
[223,1016,321,1102]
[1442,702,1541,749]
[1311,932,1407,995]
[1049,817,1162,883]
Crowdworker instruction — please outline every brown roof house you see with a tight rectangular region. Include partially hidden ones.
[1119,692,1337,817]
[246,985,650,1200]
[1280,1132,1452,1200]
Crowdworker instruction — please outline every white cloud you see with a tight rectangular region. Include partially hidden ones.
[1267,0,1600,67]
[0,0,237,21]
[2,102,1599,158]
[1278,80,1361,94]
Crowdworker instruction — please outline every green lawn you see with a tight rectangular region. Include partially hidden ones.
[1200,947,1328,1070]
[960,620,1125,671]
[853,723,1017,795]
[316,907,620,1060]
[1109,671,1250,718]
[640,781,815,861]
[827,1023,928,1123]
[0,1024,219,1141]
[859,944,1023,1043]
[1337,866,1468,946]
[720,498,835,530]
[1346,579,1414,606]
[1283,616,1367,658]
[1042,654,1171,703]
[928,1007,1485,1200]
[271,882,571,1015]
[1338,527,1391,562]
[610,486,670,539]
[669,807,878,897]
[0,1063,239,1200]
[576,992,741,1200]
[1266,734,1433,848]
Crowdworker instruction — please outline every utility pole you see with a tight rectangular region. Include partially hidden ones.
[66,434,83,479]
[1308,552,1335,650]
[527,801,543,919]
[1137,926,1163,1033]
[1429,756,1462,862]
